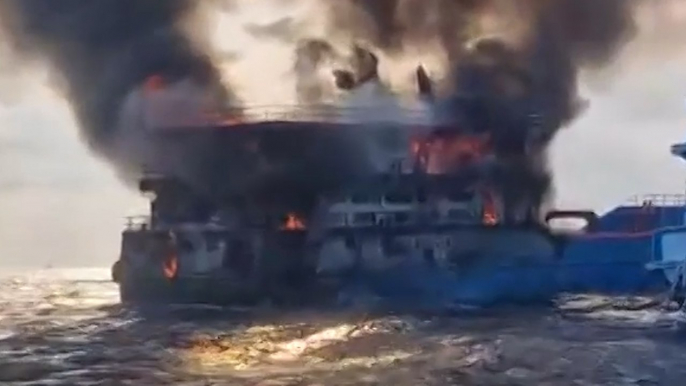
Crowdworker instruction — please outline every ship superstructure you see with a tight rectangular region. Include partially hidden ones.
[112,52,564,306]
[112,111,562,306]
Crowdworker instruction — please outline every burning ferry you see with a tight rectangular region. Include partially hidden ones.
[109,44,573,308]
[111,105,567,307]
[111,103,686,308]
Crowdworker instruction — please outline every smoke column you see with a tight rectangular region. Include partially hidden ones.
[0,1,414,219]
[323,0,640,220]
[0,1,237,187]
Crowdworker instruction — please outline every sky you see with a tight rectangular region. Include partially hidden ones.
[0,82,147,268]
[0,2,685,268]
[551,59,686,209]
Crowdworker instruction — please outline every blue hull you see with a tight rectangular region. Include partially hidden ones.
[345,262,558,308]
[345,232,670,308]
[119,207,685,308]
[558,234,667,293]
[357,147,686,308]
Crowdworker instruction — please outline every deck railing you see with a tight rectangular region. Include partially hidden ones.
[124,216,151,231]
[144,104,438,129]
[626,194,686,207]
[241,105,435,124]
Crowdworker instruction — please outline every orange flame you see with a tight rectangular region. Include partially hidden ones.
[202,110,242,126]
[282,213,306,231]
[482,190,499,226]
[440,135,489,161]
[163,253,178,279]
[144,74,166,94]
[411,131,492,174]
[410,138,430,172]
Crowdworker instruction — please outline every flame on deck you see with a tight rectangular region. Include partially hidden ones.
[163,253,179,280]
[482,190,499,226]
[144,74,166,93]
[142,74,243,127]
[202,110,243,126]
[411,132,491,174]
[282,213,306,231]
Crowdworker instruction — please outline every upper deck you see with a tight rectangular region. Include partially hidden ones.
[126,171,497,234]
[144,105,437,131]
[623,193,686,208]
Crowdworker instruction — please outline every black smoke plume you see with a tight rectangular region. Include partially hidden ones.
[0,0,647,224]
[326,0,639,221]
[0,1,410,219]
[0,1,232,180]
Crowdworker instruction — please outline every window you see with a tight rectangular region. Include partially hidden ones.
[447,191,475,202]
[448,209,472,222]
[393,212,411,225]
[384,192,414,204]
[177,237,194,253]
[423,249,436,266]
[345,236,356,249]
[351,194,382,204]
[327,213,346,226]
[417,188,427,203]
[353,212,375,225]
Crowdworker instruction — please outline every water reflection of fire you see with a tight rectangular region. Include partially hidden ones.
[282,213,306,231]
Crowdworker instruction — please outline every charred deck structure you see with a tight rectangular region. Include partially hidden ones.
[112,118,566,307]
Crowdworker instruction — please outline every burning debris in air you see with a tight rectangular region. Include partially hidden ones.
[0,0,658,225]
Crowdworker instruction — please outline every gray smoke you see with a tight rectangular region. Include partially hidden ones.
[293,39,338,104]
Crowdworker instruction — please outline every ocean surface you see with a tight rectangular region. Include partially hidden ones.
[1,268,686,385]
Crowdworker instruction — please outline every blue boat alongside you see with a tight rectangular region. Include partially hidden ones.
[341,255,559,308]
[557,141,686,295]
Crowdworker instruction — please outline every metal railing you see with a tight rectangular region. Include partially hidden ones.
[626,194,686,207]
[145,104,436,128]
[144,103,551,130]
[125,216,151,231]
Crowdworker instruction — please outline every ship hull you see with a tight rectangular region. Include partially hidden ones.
[115,226,562,308]
[558,234,667,294]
